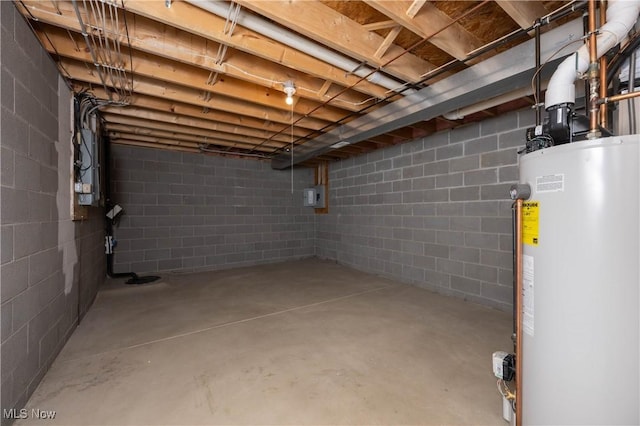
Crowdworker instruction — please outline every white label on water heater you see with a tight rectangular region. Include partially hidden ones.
[536,174,564,193]
[523,254,535,336]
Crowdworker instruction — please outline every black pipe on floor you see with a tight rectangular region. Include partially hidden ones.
[102,125,160,285]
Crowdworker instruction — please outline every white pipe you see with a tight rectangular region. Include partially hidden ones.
[185,0,416,96]
[545,0,640,109]
[443,82,548,120]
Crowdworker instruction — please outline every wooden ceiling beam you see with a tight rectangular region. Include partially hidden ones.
[353,141,380,150]
[110,133,275,158]
[496,1,550,30]
[107,129,275,154]
[55,54,349,126]
[406,0,428,18]
[113,139,202,154]
[364,0,483,61]
[62,58,335,131]
[110,133,202,149]
[236,0,436,82]
[102,114,296,149]
[99,104,302,146]
[316,153,348,161]
[334,145,366,155]
[367,135,400,146]
[375,26,403,59]
[83,86,311,141]
[37,23,373,114]
[405,126,434,139]
[318,81,333,98]
[362,20,399,31]
[104,123,285,152]
[18,0,391,101]
[117,0,393,99]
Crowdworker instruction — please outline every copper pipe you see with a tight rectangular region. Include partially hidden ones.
[515,198,523,426]
[588,0,598,64]
[535,19,542,126]
[588,0,600,136]
[599,0,608,129]
[599,90,640,104]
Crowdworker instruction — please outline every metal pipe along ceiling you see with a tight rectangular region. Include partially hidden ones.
[184,0,416,96]
[270,17,585,169]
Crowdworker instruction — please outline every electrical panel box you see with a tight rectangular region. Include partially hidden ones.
[303,185,326,208]
[77,129,100,206]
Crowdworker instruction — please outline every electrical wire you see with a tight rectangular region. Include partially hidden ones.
[120,0,134,96]
[497,379,516,401]
[256,0,548,156]
[497,379,518,413]
[77,0,132,102]
[23,1,378,109]
[215,1,240,64]
[27,0,587,158]
[221,62,379,107]
[198,146,271,158]
[73,91,126,189]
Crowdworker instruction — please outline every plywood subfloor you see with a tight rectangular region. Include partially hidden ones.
[17,258,512,425]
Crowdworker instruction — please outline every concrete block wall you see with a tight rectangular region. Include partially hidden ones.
[1,4,105,423]
[110,145,315,274]
[317,109,533,310]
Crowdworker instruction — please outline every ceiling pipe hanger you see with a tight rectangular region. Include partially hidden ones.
[185,0,415,96]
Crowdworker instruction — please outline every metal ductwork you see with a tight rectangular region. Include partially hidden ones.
[270,18,584,169]
[443,82,549,121]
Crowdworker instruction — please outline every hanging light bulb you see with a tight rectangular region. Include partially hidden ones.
[283,81,296,106]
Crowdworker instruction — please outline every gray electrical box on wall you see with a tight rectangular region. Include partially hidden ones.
[303,186,326,208]
[77,129,100,206]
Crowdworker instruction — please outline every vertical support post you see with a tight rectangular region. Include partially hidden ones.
[314,161,329,214]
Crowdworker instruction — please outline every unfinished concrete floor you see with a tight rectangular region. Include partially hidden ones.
[17,258,512,425]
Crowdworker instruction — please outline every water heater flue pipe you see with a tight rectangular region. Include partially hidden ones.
[545,0,640,109]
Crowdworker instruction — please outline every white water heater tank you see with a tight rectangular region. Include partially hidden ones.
[518,135,640,425]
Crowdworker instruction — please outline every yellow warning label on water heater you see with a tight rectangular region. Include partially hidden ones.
[522,201,539,246]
